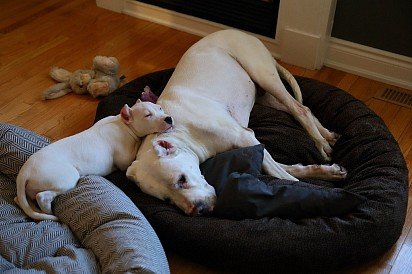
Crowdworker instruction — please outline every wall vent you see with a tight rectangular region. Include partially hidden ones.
[374,88,412,109]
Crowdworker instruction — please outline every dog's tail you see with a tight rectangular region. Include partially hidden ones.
[275,62,303,104]
[16,175,59,221]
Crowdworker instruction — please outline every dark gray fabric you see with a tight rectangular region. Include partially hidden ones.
[200,144,264,194]
[96,69,408,273]
[0,123,169,274]
[200,144,365,220]
[216,172,365,219]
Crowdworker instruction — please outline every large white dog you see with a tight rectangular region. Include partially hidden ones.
[16,100,173,221]
[126,30,347,216]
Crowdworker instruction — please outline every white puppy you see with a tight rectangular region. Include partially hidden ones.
[126,29,347,216]
[16,100,173,221]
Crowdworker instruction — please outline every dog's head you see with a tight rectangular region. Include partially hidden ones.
[120,100,174,136]
[126,136,216,216]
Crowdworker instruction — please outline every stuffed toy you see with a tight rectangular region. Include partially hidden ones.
[42,56,124,100]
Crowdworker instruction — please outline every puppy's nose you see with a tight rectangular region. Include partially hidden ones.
[164,116,173,125]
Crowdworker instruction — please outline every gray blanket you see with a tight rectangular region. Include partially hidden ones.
[0,123,169,273]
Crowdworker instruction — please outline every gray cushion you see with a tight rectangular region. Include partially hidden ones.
[0,123,169,273]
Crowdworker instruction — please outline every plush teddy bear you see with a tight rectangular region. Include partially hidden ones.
[42,56,124,100]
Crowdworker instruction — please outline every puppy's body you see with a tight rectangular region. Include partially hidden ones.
[16,101,173,221]
[127,30,346,216]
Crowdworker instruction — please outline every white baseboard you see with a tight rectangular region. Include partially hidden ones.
[325,38,412,90]
[281,27,324,69]
[97,0,412,90]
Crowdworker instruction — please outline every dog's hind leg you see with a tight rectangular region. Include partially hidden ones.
[223,30,336,160]
[253,70,334,160]
[256,82,334,160]
[279,163,347,181]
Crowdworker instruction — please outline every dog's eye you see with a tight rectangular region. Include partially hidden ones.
[175,175,188,189]
[145,113,152,117]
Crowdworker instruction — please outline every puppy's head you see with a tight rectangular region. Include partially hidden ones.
[120,100,173,136]
[126,136,216,216]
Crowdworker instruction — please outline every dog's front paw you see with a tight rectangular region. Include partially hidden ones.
[327,163,347,181]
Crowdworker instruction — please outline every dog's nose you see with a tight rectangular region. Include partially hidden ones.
[164,116,173,125]
[191,200,213,216]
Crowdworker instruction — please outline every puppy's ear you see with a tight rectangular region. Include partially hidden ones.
[153,140,176,157]
[120,104,132,124]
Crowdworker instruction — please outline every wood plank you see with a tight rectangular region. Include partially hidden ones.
[336,73,359,92]
[387,107,412,141]
[348,76,383,104]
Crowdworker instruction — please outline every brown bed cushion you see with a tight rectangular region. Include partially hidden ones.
[97,69,408,273]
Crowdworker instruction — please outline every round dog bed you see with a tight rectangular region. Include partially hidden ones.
[97,69,408,273]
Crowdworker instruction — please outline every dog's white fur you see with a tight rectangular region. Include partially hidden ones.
[126,29,347,216]
[16,100,173,221]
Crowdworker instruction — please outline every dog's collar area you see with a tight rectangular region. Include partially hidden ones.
[124,124,140,141]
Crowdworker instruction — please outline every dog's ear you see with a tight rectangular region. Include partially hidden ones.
[141,86,159,103]
[130,99,142,108]
[120,104,132,124]
[153,140,176,157]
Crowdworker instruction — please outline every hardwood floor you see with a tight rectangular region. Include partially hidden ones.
[0,1,410,273]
